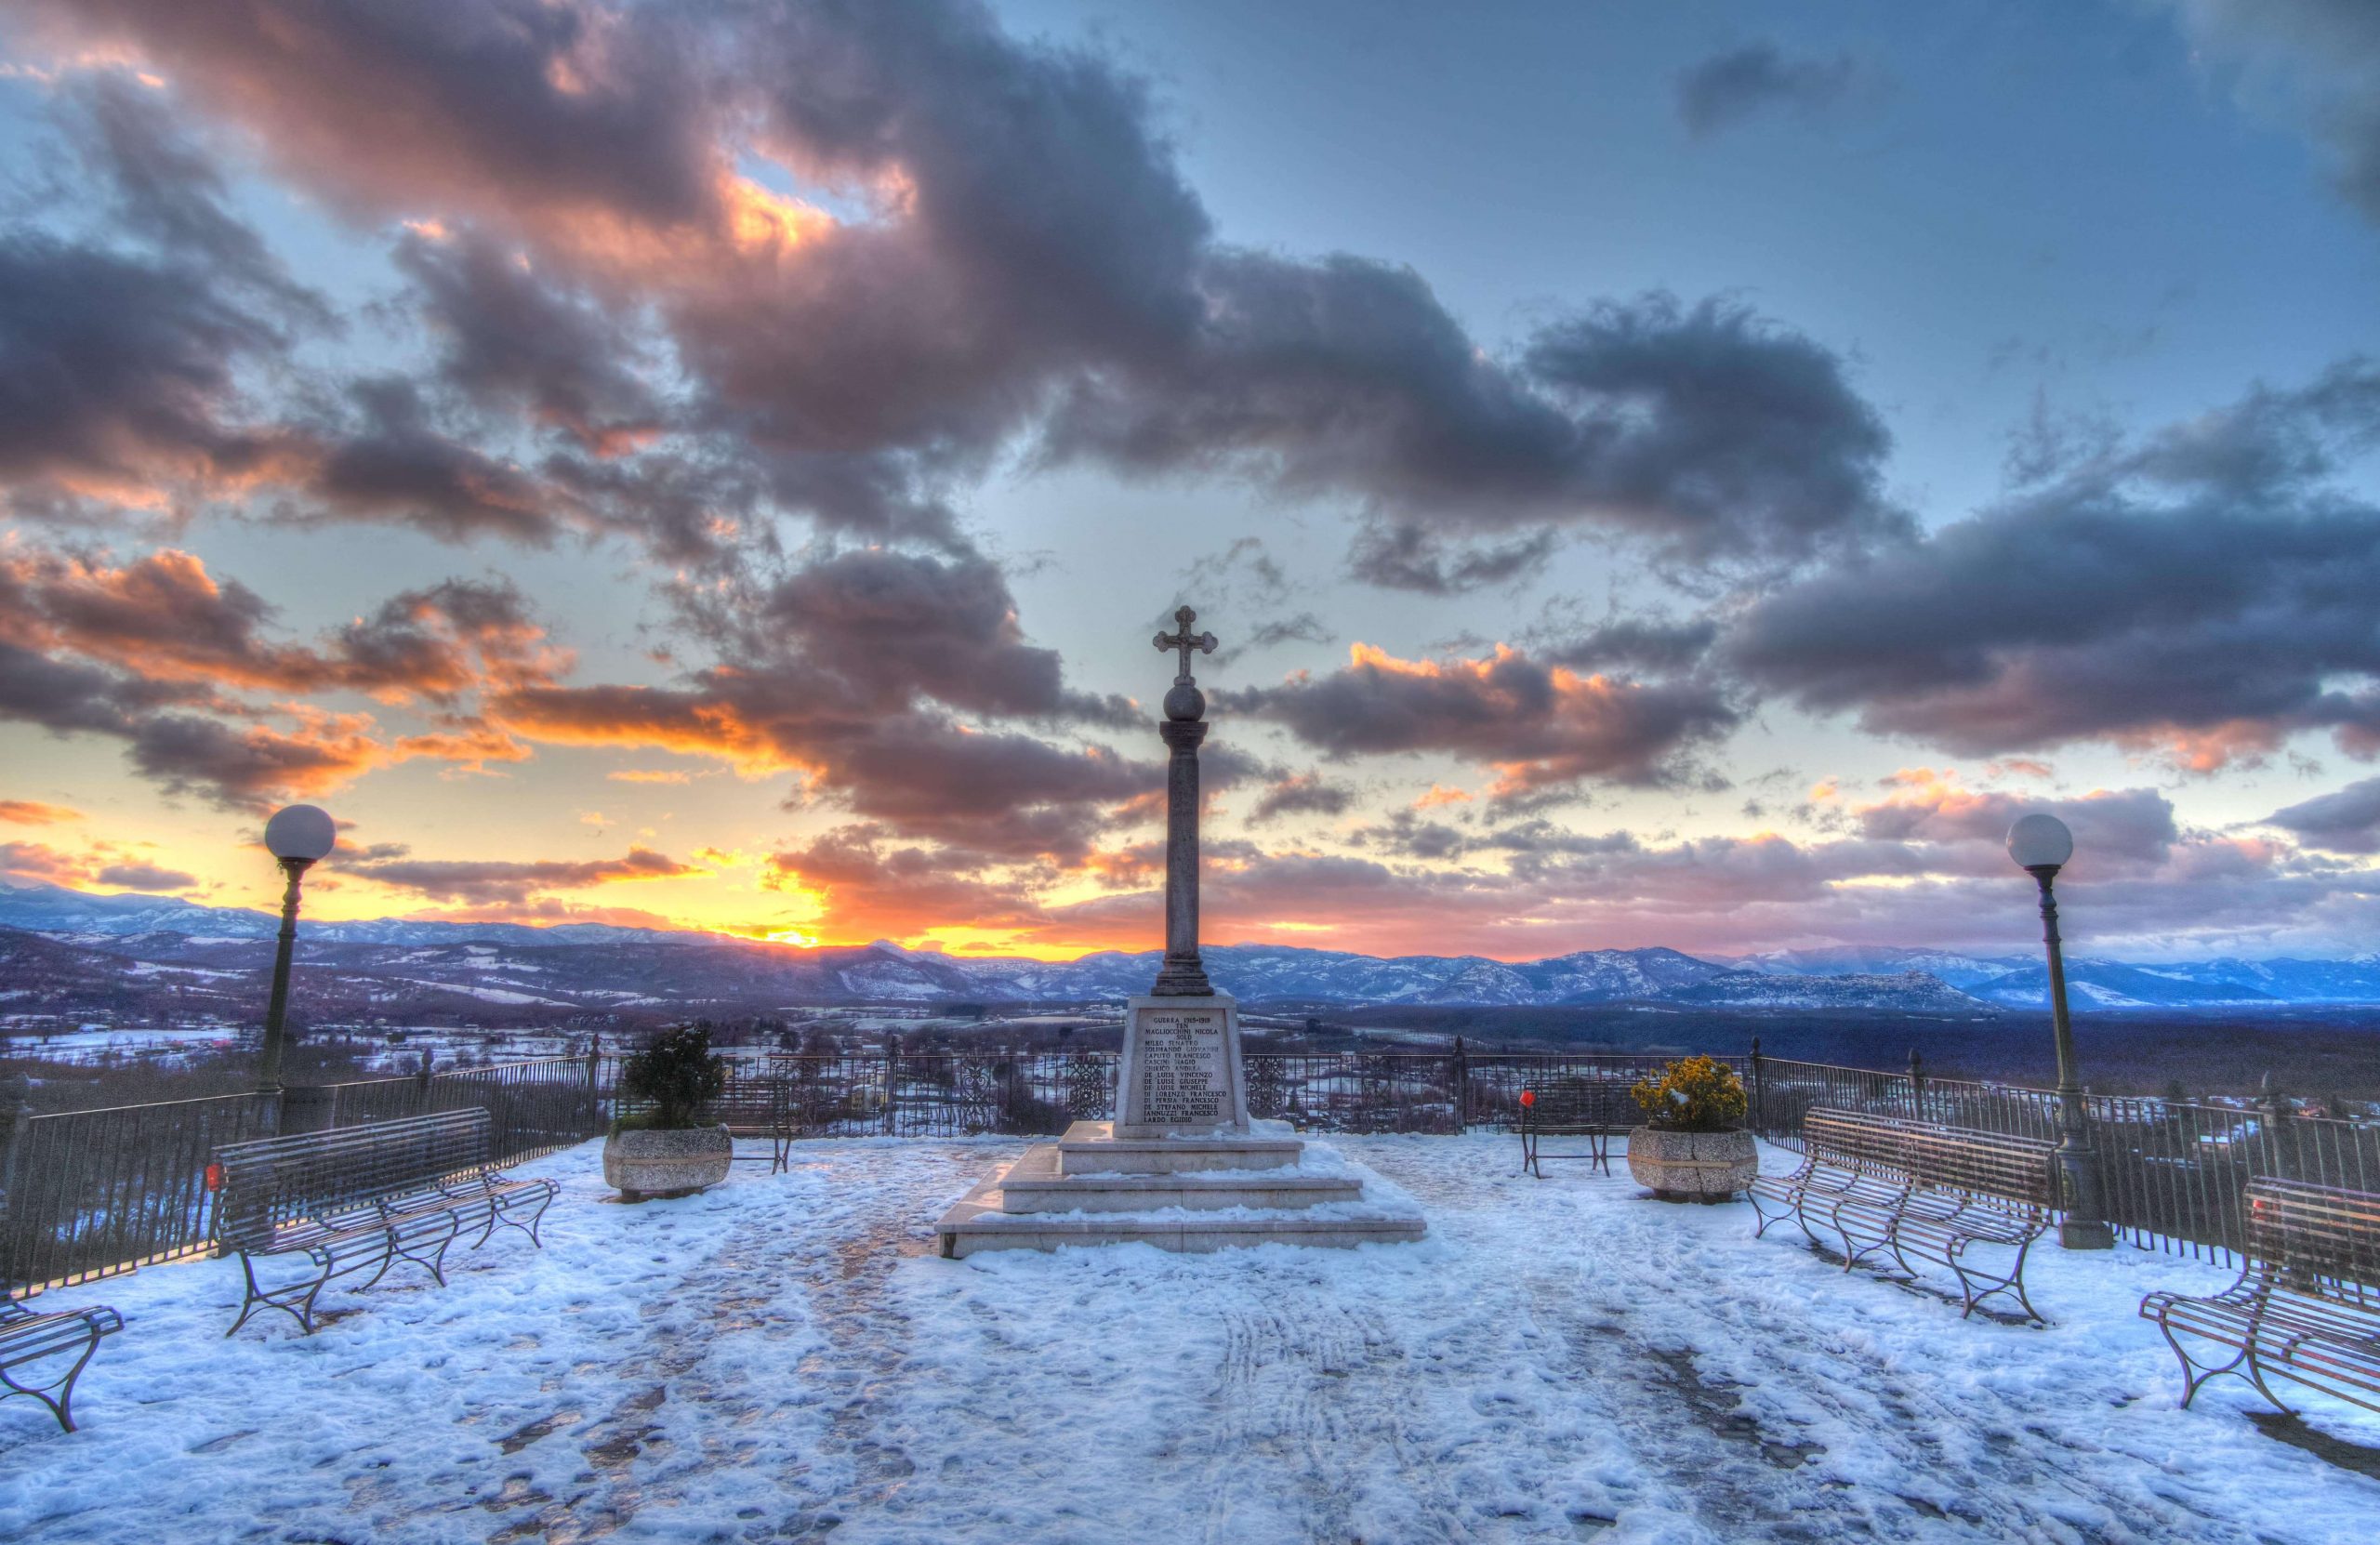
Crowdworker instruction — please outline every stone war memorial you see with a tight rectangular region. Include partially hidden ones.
[934,606,1426,1256]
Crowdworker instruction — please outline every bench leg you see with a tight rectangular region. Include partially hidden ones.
[2153,1312,2258,1410]
[1590,1130,1611,1177]
[225,1250,327,1339]
[2243,1344,2295,1416]
[493,1183,555,1248]
[1747,1176,1807,1239]
[1940,1235,2043,1326]
[0,1325,104,1433]
[1826,1200,1896,1274]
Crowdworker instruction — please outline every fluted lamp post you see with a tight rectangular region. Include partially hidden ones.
[2006,813,2113,1249]
[258,804,337,1096]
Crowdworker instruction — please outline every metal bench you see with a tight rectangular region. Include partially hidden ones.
[2,1293,123,1433]
[1518,1077,1636,1177]
[1751,1107,2057,1324]
[207,1109,556,1337]
[2141,1176,2380,1414]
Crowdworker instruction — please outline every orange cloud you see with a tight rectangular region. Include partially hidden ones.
[0,800,83,825]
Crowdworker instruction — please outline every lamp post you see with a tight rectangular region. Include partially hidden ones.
[2006,813,2112,1249]
[257,804,337,1096]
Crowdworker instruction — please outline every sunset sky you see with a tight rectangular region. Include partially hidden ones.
[2,0,2378,962]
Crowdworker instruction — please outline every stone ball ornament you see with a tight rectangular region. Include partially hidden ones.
[1164,682,1206,721]
[263,803,337,863]
[2006,812,2074,873]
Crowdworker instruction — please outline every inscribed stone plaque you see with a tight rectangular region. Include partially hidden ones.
[1117,994,1247,1135]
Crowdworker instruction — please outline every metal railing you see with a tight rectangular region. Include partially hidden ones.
[0,1089,277,1294]
[7,1044,2377,1295]
[1746,1053,2380,1269]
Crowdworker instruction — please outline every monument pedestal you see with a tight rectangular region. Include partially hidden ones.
[934,995,1425,1257]
[933,1119,1426,1255]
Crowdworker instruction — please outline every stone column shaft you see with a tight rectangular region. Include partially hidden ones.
[1152,719,1211,996]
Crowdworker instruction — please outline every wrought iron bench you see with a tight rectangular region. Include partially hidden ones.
[2,1293,123,1433]
[1750,1107,2057,1324]
[207,1108,556,1337]
[2141,1176,2380,1414]
[1518,1077,1636,1178]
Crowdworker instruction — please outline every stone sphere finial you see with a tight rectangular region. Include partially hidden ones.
[1164,682,1206,721]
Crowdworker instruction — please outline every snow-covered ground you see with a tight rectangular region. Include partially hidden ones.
[4,1135,2377,1543]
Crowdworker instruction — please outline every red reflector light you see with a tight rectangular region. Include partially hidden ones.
[204,1162,223,1193]
[1518,1089,1536,1108]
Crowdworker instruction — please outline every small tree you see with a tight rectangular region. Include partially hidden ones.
[1631,1055,1748,1132]
[619,1023,728,1130]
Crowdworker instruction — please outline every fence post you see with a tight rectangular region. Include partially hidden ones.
[1451,1036,1468,1129]
[2258,1071,2292,1179]
[883,1033,900,1136]
[282,1083,337,1135]
[584,1043,602,1132]
[416,1053,436,1115]
[0,1075,31,1287]
[1749,1037,1765,1134]
[1908,1048,1925,1120]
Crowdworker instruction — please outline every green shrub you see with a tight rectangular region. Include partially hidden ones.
[617,1023,728,1130]
[1630,1055,1748,1133]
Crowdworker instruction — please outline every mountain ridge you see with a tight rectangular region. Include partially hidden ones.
[4,882,2377,1010]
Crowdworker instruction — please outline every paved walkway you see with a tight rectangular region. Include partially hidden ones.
[4,1135,2376,1542]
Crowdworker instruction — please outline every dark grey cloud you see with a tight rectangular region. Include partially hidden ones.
[0,641,146,735]
[393,227,663,456]
[490,544,1154,863]
[1539,616,1720,676]
[1853,786,2181,873]
[298,376,568,542]
[1247,772,1355,825]
[60,74,328,321]
[0,232,287,502]
[123,712,387,811]
[1344,525,1558,595]
[1725,361,2380,765]
[350,846,699,904]
[21,2,1901,574]
[2265,776,2380,853]
[2159,0,2380,225]
[93,861,198,891]
[1676,41,1862,139]
[13,0,728,232]
[1226,643,1738,795]
[753,548,1130,724]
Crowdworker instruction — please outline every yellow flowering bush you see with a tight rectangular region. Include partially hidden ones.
[1630,1055,1748,1132]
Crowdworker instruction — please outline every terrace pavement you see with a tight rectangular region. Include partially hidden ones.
[2,1134,2376,1542]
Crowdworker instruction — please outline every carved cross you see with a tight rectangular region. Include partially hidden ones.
[1153,604,1219,684]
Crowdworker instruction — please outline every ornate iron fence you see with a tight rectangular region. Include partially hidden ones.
[0,1088,276,1293]
[1747,1052,2380,1269]
[9,1043,2379,1295]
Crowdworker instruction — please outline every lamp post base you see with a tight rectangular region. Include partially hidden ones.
[2058,1218,2114,1250]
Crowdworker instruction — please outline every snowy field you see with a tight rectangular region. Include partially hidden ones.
[4,1135,2378,1543]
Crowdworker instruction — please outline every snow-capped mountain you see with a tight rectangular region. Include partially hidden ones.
[0,881,706,948]
[1730,945,2029,991]
[4,881,2375,1015]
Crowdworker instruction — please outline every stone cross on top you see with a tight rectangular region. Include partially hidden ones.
[1154,605,1218,686]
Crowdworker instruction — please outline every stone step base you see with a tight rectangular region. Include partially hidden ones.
[995,1142,1362,1214]
[933,1140,1427,1258]
[1054,1119,1302,1175]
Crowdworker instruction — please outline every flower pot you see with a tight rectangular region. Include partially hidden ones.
[1626,1126,1757,1202]
[602,1124,733,1199]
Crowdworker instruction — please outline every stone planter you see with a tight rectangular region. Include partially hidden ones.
[602,1124,732,1199]
[1626,1126,1757,1202]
